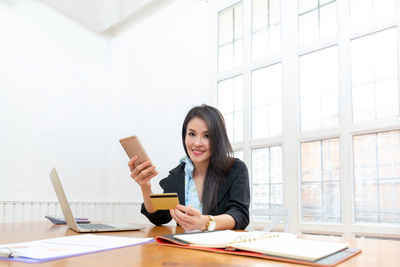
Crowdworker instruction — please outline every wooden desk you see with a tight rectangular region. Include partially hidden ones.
[0,222,398,266]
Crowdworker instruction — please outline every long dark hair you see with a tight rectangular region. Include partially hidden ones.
[182,104,234,214]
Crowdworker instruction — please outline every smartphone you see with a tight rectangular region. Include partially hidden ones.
[119,135,151,167]
[150,193,179,210]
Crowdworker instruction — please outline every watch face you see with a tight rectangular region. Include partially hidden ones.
[208,220,216,231]
[207,216,216,231]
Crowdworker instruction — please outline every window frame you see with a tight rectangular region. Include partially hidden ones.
[210,0,400,238]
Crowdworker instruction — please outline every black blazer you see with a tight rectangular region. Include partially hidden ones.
[140,158,250,230]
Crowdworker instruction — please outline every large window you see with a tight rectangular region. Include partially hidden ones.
[214,0,400,237]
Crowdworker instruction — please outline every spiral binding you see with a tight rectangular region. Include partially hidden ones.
[231,232,280,244]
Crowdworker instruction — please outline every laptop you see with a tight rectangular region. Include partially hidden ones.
[49,167,144,232]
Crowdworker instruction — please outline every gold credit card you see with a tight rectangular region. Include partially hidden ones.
[150,193,179,210]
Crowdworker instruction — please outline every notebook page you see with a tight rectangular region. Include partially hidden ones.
[231,237,348,262]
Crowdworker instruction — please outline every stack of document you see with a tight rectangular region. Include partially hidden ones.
[0,234,152,263]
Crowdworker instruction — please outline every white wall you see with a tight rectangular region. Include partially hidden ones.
[0,0,213,204]
[108,0,212,202]
[0,0,111,202]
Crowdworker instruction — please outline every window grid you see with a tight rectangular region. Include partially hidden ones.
[350,28,399,123]
[349,0,397,28]
[298,0,337,44]
[251,63,283,139]
[218,2,244,73]
[299,0,336,16]
[353,131,400,224]
[213,0,400,237]
[299,46,339,132]
[301,138,341,223]
[251,0,281,60]
[251,146,283,211]
[217,75,244,144]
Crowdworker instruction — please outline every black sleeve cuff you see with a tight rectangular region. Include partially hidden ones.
[140,203,173,226]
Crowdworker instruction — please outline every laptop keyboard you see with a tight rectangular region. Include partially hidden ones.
[78,223,115,230]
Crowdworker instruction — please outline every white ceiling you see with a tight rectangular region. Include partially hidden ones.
[41,0,164,33]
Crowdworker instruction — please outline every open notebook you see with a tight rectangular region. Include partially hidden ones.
[156,230,361,267]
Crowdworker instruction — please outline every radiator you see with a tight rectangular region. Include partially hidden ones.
[0,201,147,224]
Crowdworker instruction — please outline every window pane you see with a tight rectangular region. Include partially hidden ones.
[252,29,269,60]
[322,138,340,181]
[301,138,341,223]
[375,0,396,21]
[252,106,268,139]
[320,0,333,5]
[252,0,281,60]
[234,4,243,39]
[234,76,244,110]
[270,146,283,183]
[350,0,395,28]
[224,112,234,143]
[299,0,318,14]
[269,103,282,136]
[375,29,398,79]
[218,2,243,72]
[320,2,337,39]
[251,64,282,139]
[252,0,268,31]
[299,9,319,45]
[301,141,322,182]
[234,111,244,142]
[218,43,233,72]
[376,79,399,118]
[234,39,243,67]
[252,67,268,107]
[299,1,337,45]
[351,28,399,123]
[252,147,269,185]
[218,9,233,45]
[353,131,400,223]
[299,46,339,131]
[352,83,375,122]
[269,24,281,54]
[234,150,244,161]
[321,90,338,128]
[252,146,283,210]
[217,76,244,144]
[217,79,233,114]
[270,0,281,24]
[302,183,322,221]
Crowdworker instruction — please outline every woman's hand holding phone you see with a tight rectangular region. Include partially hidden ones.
[128,155,159,189]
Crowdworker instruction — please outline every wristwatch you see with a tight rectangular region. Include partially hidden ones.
[206,215,216,231]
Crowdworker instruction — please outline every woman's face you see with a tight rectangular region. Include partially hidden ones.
[185,117,211,166]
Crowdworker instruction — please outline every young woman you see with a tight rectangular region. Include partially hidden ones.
[128,104,250,231]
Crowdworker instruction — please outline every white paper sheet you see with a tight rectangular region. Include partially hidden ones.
[0,234,153,259]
